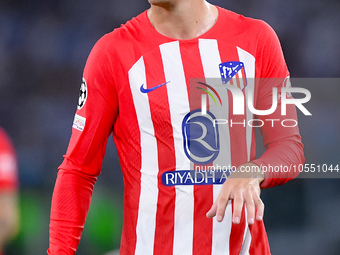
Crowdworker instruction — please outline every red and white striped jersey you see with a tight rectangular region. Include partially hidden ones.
[53,6,304,255]
[0,128,18,191]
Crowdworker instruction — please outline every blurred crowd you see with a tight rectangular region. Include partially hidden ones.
[0,0,339,254]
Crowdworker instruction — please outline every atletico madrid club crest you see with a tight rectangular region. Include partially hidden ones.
[78,78,87,109]
[219,61,247,90]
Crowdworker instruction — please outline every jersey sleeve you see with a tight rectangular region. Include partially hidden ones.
[251,22,305,188]
[0,128,18,191]
[48,34,119,255]
[60,34,119,177]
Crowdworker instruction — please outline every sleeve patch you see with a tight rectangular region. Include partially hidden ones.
[72,114,86,131]
[77,78,87,109]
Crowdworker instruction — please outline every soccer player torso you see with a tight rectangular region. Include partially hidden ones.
[67,6,290,255]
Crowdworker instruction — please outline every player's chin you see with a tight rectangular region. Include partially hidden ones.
[148,0,174,6]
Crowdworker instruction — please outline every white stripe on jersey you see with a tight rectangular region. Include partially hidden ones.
[237,68,246,90]
[237,47,255,162]
[198,38,233,255]
[128,57,159,255]
[240,226,252,255]
[159,41,194,255]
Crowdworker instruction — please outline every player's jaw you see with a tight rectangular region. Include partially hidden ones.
[148,0,176,3]
[148,0,192,8]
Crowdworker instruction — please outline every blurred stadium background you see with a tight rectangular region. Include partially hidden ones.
[0,0,339,254]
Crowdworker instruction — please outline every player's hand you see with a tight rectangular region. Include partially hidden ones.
[206,163,264,225]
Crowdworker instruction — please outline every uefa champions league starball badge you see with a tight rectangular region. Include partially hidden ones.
[77,78,87,109]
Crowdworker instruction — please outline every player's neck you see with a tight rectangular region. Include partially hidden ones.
[147,0,218,40]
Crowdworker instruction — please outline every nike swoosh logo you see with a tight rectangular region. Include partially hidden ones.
[140,81,171,93]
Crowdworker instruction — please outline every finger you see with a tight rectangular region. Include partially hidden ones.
[206,203,217,218]
[253,193,264,221]
[232,191,244,224]
[215,195,230,222]
[244,189,255,225]
[214,185,232,222]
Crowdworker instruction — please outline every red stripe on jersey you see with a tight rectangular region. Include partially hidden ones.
[180,40,213,255]
[228,90,248,167]
[248,220,271,255]
[230,78,234,85]
[229,202,247,255]
[241,67,247,89]
[115,78,142,255]
[143,47,176,255]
